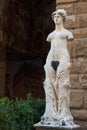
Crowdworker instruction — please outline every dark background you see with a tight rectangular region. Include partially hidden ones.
[4,0,56,98]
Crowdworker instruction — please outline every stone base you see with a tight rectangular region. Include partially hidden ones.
[34,123,80,130]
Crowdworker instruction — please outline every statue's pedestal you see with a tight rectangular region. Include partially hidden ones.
[34,123,81,130]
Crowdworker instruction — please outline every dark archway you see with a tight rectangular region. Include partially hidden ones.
[5,0,56,98]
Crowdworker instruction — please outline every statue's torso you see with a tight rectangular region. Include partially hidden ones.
[46,29,73,62]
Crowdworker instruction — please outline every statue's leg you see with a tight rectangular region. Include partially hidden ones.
[41,63,57,124]
[56,60,73,125]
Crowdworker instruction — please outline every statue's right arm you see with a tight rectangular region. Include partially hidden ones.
[46,33,53,42]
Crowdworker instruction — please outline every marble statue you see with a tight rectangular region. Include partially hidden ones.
[41,9,74,126]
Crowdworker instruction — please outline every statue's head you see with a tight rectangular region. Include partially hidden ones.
[52,9,67,23]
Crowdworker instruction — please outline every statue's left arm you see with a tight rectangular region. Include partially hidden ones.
[67,31,74,41]
[67,31,74,59]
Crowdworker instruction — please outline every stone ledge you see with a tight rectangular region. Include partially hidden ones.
[34,123,80,130]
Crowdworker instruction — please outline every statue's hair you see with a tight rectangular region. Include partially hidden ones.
[52,9,67,22]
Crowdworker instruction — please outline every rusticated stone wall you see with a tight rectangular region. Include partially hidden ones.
[56,0,87,121]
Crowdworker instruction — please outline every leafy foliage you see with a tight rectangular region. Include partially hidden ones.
[0,94,45,130]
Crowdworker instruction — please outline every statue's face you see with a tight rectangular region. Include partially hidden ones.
[53,13,63,24]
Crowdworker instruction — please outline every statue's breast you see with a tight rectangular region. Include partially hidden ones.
[53,31,67,40]
[53,33,67,41]
[60,35,67,40]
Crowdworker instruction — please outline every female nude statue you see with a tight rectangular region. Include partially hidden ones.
[41,9,74,126]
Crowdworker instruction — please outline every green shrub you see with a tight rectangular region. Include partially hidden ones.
[0,97,17,130]
[34,98,45,123]
[14,94,36,130]
[0,96,10,104]
[0,94,45,130]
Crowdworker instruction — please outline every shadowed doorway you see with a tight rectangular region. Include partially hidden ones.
[5,0,56,98]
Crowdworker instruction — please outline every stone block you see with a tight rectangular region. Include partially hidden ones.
[70,90,84,108]
[79,0,87,2]
[76,14,87,28]
[74,38,87,58]
[71,28,87,38]
[56,0,79,4]
[70,74,80,89]
[71,109,87,120]
[64,15,77,29]
[82,60,87,74]
[79,75,87,89]
[84,91,87,109]
[75,120,87,130]
[56,6,87,29]
[71,58,84,74]
[74,2,87,14]
[56,4,74,15]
